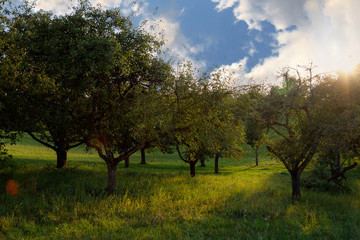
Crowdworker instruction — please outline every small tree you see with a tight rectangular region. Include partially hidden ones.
[262,66,325,201]
[314,74,359,187]
[245,114,267,166]
[242,85,267,166]
[86,80,172,194]
[171,67,244,176]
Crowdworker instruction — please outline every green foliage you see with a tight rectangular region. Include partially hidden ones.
[0,130,17,170]
[168,65,245,175]
[0,0,173,186]
[0,0,171,167]
[312,72,360,186]
[34,0,173,192]
[0,141,13,169]
[0,1,91,167]
[241,85,268,165]
[0,97,17,169]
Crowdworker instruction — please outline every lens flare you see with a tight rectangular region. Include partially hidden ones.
[6,179,19,196]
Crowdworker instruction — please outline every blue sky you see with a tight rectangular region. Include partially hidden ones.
[144,0,278,70]
[21,0,360,82]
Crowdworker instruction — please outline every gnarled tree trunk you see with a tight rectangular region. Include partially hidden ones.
[255,146,259,166]
[190,161,196,177]
[140,147,146,164]
[200,159,206,167]
[124,156,130,168]
[56,148,68,168]
[214,152,220,174]
[291,171,301,201]
[107,163,117,194]
[330,151,341,179]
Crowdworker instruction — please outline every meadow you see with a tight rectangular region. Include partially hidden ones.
[1,135,360,240]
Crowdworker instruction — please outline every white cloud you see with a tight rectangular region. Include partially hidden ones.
[142,16,208,70]
[212,0,360,82]
[243,41,257,57]
[33,0,144,15]
[212,0,307,30]
[34,0,76,14]
[211,57,250,86]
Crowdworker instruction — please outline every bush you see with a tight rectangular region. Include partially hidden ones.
[301,167,350,193]
[0,142,15,169]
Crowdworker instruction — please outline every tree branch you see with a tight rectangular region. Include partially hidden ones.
[114,142,146,164]
[176,145,190,163]
[69,141,85,149]
[85,137,107,161]
[27,132,56,151]
[328,162,358,182]
[267,145,291,172]
[269,126,292,143]
[299,137,320,171]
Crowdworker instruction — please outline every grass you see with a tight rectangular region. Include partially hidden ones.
[1,135,360,239]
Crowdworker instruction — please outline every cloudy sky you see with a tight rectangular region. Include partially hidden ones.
[24,0,360,83]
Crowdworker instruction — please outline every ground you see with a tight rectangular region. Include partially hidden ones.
[1,135,360,239]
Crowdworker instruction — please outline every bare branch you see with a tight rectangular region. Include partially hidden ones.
[27,132,56,151]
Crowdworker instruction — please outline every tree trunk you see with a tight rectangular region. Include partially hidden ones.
[255,147,259,166]
[214,152,220,174]
[140,148,146,164]
[200,159,206,167]
[190,161,196,177]
[107,163,117,194]
[331,152,341,178]
[56,148,68,168]
[125,156,130,168]
[291,171,301,201]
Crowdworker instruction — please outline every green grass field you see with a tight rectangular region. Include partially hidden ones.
[1,135,360,239]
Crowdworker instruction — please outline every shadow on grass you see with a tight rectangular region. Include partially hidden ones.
[2,157,360,240]
[236,165,258,171]
[14,157,103,166]
[148,169,354,239]
[1,158,202,198]
[0,156,302,200]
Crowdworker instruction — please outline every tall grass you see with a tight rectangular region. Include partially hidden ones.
[1,135,360,239]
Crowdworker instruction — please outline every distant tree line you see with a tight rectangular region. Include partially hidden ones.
[1,0,359,200]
